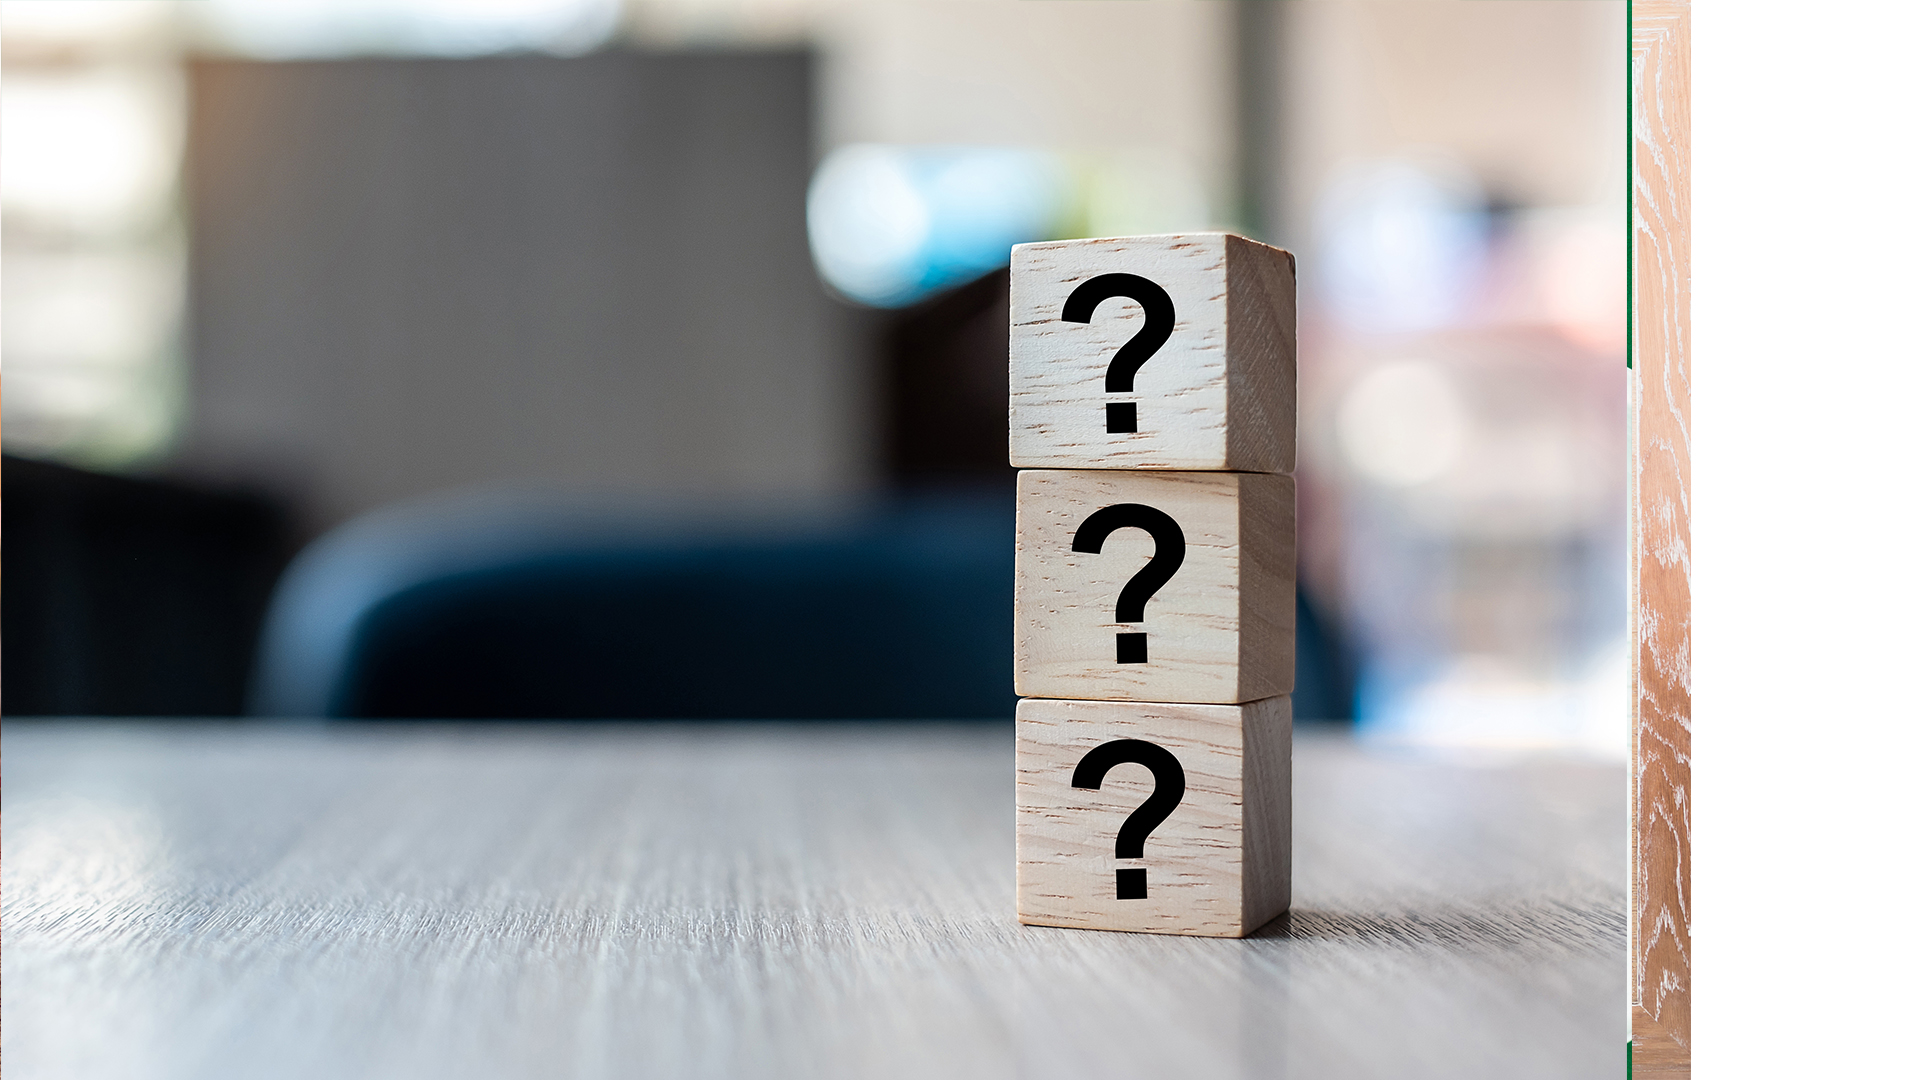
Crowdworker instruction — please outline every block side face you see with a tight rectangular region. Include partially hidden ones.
[1223,236,1299,476]
[1016,698,1251,937]
[1010,234,1232,470]
[1015,470,1249,704]
[1239,695,1293,932]
[1236,472,1297,700]
[1012,470,1043,698]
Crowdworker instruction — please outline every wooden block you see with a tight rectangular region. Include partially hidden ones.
[1016,695,1291,937]
[1009,232,1296,474]
[1014,468,1293,704]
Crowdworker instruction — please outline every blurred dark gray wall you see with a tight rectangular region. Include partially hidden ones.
[182,51,869,531]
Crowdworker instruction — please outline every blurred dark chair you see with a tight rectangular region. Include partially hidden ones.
[3,454,295,716]
[252,488,1354,721]
[251,490,1018,719]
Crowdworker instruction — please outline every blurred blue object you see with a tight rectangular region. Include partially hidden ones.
[1290,586,1356,723]
[252,490,1017,719]
[252,488,1352,721]
[1317,158,1490,334]
[807,145,1067,308]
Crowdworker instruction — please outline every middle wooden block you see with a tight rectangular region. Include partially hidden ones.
[1015,468,1294,704]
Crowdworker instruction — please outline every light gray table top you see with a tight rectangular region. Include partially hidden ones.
[2,721,1626,1080]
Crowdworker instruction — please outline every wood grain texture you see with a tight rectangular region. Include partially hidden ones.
[1632,1,1691,1070]
[1,720,1628,1080]
[1224,235,1298,476]
[1014,469,1295,703]
[1015,696,1290,938]
[1633,1035,1691,1080]
[1009,233,1297,474]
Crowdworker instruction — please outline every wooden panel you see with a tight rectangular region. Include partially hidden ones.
[1009,233,1297,473]
[1632,1,1691,1073]
[1014,469,1295,703]
[1633,1034,1691,1080]
[1015,695,1291,937]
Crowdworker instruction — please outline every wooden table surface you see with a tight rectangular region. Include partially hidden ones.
[2,721,1627,1080]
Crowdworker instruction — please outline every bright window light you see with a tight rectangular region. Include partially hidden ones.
[1,71,181,234]
[193,0,620,58]
[2,7,186,467]
[1,245,183,465]
[0,0,174,46]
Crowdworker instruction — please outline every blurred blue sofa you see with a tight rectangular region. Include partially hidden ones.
[251,489,1350,721]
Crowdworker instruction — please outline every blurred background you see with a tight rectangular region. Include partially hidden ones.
[1,0,1626,753]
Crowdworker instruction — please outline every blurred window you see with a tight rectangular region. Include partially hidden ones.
[0,0,622,469]
[1,1,185,467]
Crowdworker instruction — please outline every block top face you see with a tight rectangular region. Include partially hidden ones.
[1009,232,1296,473]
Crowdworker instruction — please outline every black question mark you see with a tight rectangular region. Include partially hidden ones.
[1072,739,1186,900]
[1071,504,1185,664]
[1062,273,1175,435]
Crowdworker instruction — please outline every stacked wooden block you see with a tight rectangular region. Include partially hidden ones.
[1010,233,1297,938]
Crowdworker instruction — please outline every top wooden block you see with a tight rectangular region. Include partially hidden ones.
[1009,233,1297,474]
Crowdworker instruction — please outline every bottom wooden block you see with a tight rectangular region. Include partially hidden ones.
[1015,695,1291,938]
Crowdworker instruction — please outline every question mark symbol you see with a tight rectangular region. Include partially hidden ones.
[1072,504,1185,664]
[1072,739,1186,899]
[1062,273,1175,435]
